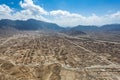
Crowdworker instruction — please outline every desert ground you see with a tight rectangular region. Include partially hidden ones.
[0,31,120,80]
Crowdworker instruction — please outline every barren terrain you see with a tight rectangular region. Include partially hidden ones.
[0,31,120,80]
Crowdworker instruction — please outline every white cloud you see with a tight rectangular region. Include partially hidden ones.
[50,10,71,16]
[110,11,120,18]
[49,10,120,26]
[0,0,48,20]
[0,4,13,13]
[14,0,49,21]
[20,0,48,15]
[49,10,86,26]
[0,0,120,27]
[13,9,48,21]
[0,0,49,21]
[49,10,102,26]
[0,4,13,19]
[50,10,84,18]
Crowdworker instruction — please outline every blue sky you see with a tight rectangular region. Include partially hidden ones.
[0,0,120,26]
[36,0,120,16]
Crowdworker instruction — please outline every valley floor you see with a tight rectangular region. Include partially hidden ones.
[0,31,120,80]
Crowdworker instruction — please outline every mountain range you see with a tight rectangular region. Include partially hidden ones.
[0,19,120,34]
[0,19,63,31]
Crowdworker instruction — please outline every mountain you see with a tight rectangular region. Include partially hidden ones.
[0,19,120,36]
[100,24,120,31]
[71,25,99,32]
[61,28,86,36]
[72,24,120,32]
[0,19,64,31]
[0,19,120,31]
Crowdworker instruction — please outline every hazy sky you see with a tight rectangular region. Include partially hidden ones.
[0,0,120,27]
